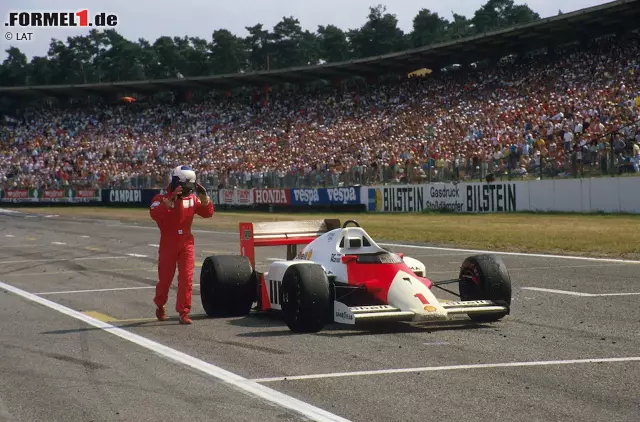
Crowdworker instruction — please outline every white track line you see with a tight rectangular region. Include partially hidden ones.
[379,243,640,264]
[1,268,157,277]
[126,253,149,258]
[423,262,628,276]
[251,357,640,383]
[148,244,160,248]
[24,216,640,263]
[36,284,201,295]
[37,286,156,295]
[0,256,130,265]
[102,223,232,235]
[58,218,233,235]
[0,280,349,422]
[51,242,67,245]
[521,287,593,297]
[522,287,640,297]
[5,235,15,238]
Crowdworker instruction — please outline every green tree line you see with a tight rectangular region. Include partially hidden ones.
[0,0,540,86]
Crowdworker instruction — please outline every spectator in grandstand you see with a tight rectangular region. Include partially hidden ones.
[1,33,639,189]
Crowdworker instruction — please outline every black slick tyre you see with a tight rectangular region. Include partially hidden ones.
[281,264,330,333]
[458,254,512,322]
[200,255,256,317]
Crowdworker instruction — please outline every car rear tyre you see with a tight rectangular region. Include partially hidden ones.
[200,255,256,317]
[459,254,512,322]
[281,264,330,333]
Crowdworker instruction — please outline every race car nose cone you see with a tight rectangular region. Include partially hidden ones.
[387,271,447,318]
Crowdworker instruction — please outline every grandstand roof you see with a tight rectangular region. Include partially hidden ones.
[2,0,640,99]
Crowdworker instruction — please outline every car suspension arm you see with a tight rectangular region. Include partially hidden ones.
[432,279,460,297]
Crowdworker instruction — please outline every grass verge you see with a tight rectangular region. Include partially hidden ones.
[10,207,640,260]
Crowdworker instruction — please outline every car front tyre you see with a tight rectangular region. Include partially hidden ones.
[459,254,512,322]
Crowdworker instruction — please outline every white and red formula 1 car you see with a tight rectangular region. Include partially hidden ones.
[200,219,512,333]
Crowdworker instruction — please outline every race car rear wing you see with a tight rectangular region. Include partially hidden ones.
[239,219,341,268]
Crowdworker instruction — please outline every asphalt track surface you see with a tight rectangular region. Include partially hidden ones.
[1,210,639,422]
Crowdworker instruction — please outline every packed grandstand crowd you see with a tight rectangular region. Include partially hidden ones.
[1,33,639,190]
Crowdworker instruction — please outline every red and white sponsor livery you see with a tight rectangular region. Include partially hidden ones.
[199,219,512,333]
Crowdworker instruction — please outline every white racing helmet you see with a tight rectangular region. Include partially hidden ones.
[170,165,197,196]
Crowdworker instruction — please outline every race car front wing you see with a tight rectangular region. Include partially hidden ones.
[333,300,507,325]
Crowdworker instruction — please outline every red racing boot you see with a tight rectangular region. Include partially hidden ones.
[156,306,167,321]
[179,313,193,325]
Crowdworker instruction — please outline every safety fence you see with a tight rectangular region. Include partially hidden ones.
[5,149,638,193]
[2,177,640,214]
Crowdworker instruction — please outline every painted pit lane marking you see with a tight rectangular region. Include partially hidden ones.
[23,217,640,264]
[251,357,640,383]
[83,310,207,324]
[36,284,201,295]
[1,267,157,277]
[0,280,350,422]
[38,286,156,295]
[0,244,55,249]
[51,220,640,264]
[0,256,131,265]
[379,243,640,264]
[522,287,640,297]
[83,311,159,323]
[2,262,203,278]
[424,262,630,275]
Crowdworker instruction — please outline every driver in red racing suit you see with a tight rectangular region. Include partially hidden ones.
[150,165,214,324]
